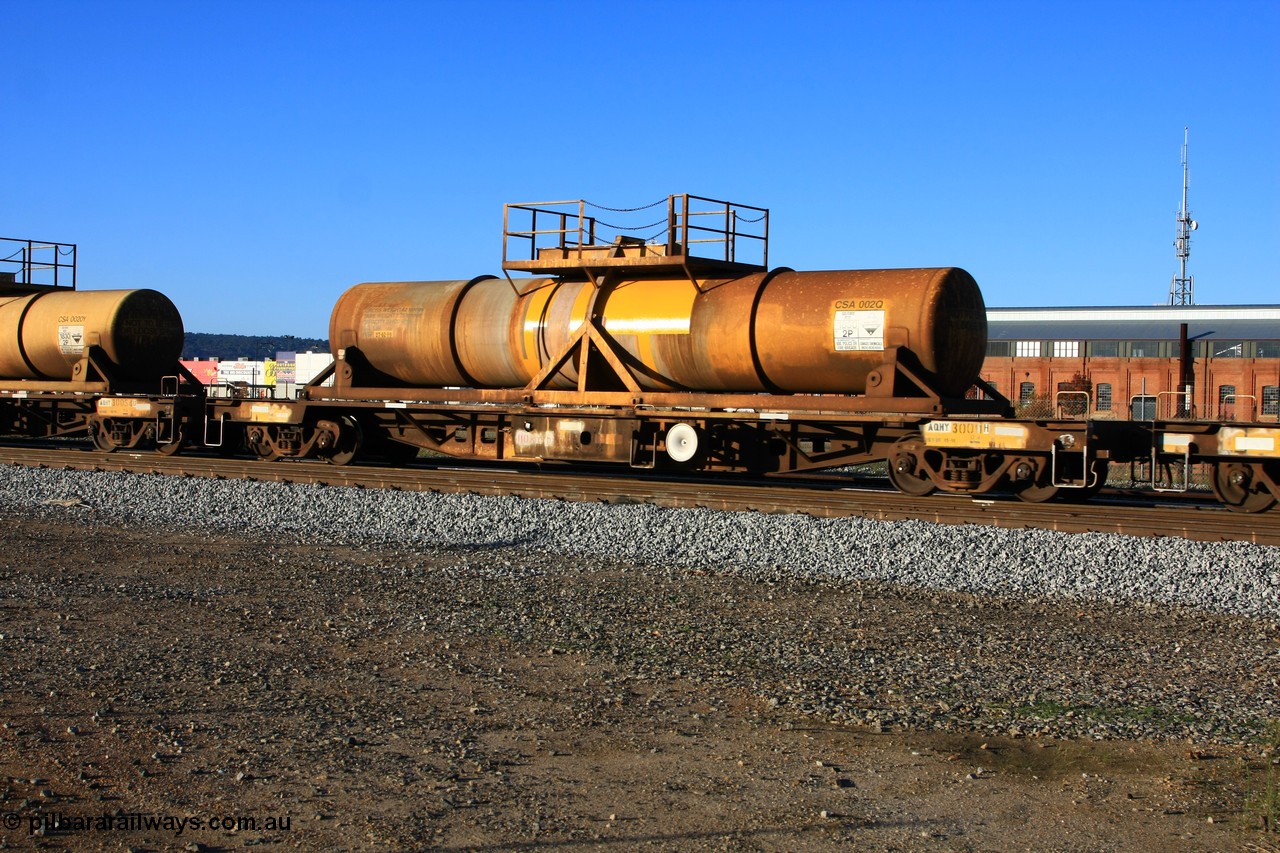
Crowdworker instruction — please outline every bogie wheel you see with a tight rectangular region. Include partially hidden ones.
[91,420,119,453]
[1211,461,1277,513]
[1013,480,1060,504]
[155,424,185,457]
[885,435,936,497]
[247,429,280,462]
[1009,456,1064,504]
[326,416,362,466]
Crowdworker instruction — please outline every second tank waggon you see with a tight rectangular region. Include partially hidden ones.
[0,238,197,454]
[0,288,184,382]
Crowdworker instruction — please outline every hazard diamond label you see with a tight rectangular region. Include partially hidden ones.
[833,310,884,352]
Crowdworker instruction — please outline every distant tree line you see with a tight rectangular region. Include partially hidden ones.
[182,333,330,360]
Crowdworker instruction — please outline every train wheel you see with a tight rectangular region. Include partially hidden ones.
[885,435,936,497]
[1210,462,1277,513]
[325,416,362,466]
[1013,481,1060,503]
[247,428,280,462]
[155,424,186,457]
[252,444,280,462]
[91,420,119,453]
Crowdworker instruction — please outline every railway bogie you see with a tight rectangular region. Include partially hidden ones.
[1154,423,1280,513]
[234,411,362,466]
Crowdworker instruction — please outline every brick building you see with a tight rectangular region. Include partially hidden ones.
[980,305,1280,421]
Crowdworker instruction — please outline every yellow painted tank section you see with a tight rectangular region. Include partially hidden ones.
[521,277,700,390]
[601,278,697,335]
[516,280,592,388]
[328,279,483,386]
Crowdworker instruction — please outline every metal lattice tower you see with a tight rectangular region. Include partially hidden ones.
[1168,127,1198,306]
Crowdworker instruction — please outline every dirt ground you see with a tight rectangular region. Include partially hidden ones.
[0,513,1276,851]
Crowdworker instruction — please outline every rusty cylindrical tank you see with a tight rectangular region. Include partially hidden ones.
[329,268,986,397]
[0,289,185,381]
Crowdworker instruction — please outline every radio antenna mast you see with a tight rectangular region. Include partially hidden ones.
[1168,127,1198,305]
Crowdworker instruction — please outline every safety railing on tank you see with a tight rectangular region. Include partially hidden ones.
[0,237,77,289]
[502,194,769,268]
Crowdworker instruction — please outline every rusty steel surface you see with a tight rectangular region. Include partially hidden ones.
[501,194,770,277]
[0,289,183,381]
[329,277,493,387]
[327,267,987,398]
[751,268,985,396]
[1,445,1274,546]
[298,384,1001,415]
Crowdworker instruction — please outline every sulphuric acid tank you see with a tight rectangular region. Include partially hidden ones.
[328,267,987,397]
[0,289,185,381]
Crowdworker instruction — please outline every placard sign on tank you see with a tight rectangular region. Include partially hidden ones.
[833,309,885,352]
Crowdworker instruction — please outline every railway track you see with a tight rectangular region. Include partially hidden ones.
[0,444,1276,547]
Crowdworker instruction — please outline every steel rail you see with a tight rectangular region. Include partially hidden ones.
[0,445,1276,547]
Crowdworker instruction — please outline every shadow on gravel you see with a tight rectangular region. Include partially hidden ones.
[436,535,541,551]
[435,818,921,851]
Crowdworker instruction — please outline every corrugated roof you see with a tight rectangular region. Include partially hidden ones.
[986,305,1280,341]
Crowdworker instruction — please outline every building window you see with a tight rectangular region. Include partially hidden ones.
[1131,395,1157,420]
[1257,342,1280,359]
[1217,385,1239,420]
[1263,386,1279,416]
[1052,341,1080,358]
[1212,341,1243,358]
[1096,383,1112,411]
[1015,340,1040,358]
[1019,381,1035,402]
[1129,342,1151,358]
[1088,341,1120,357]
[986,341,1012,357]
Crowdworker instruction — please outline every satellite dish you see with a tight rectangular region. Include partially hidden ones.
[1190,220,1199,230]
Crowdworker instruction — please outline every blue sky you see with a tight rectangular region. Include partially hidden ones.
[4,0,1277,336]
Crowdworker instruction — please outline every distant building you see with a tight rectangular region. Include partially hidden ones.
[981,305,1280,421]
[270,351,334,398]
